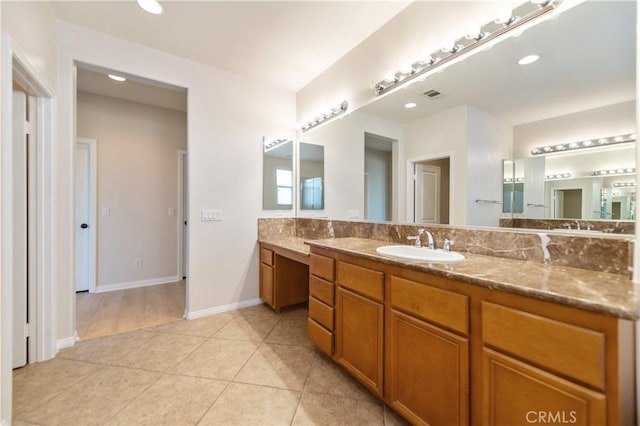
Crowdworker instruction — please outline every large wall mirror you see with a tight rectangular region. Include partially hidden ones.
[299,0,635,234]
[262,139,294,211]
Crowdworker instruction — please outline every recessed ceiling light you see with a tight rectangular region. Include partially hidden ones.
[108,74,126,82]
[517,54,540,65]
[137,0,163,15]
[404,102,417,109]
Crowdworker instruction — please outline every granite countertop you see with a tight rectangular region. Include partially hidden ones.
[305,237,640,320]
[258,236,310,257]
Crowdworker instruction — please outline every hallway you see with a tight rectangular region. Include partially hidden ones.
[76,281,185,340]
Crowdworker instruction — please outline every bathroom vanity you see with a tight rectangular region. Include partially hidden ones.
[303,238,636,426]
[257,218,638,426]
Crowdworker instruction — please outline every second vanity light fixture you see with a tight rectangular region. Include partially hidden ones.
[591,168,636,177]
[373,0,558,96]
[299,101,349,133]
[545,173,571,180]
[263,137,293,153]
[531,133,637,156]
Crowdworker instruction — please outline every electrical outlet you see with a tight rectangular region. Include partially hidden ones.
[134,258,143,267]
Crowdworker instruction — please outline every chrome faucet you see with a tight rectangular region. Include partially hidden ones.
[407,229,424,247]
[574,220,581,230]
[563,223,572,230]
[423,229,435,250]
[443,239,454,252]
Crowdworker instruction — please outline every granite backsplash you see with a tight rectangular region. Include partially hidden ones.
[258,218,634,276]
[500,218,635,234]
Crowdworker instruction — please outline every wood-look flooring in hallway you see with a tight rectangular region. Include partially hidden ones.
[76,280,185,340]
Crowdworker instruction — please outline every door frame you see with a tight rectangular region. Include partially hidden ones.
[76,138,98,293]
[177,150,187,281]
[406,152,454,223]
[2,34,56,424]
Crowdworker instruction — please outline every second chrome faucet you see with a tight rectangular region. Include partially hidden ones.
[407,228,435,249]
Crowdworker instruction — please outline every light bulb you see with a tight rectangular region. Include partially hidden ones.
[137,0,163,15]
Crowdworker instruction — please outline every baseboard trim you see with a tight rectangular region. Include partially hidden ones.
[93,275,180,293]
[56,330,79,351]
[186,298,263,320]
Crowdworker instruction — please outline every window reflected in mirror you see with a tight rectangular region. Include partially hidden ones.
[299,143,324,210]
[263,139,293,210]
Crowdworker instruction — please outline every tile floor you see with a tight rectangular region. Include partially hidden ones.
[13,303,409,425]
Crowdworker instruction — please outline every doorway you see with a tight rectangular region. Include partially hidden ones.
[411,157,450,224]
[73,64,188,340]
[364,133,395,221]
[554,189,582,219]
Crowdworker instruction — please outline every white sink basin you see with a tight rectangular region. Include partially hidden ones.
[376,245,465,263]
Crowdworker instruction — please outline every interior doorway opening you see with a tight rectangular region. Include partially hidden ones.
[554,188,582,219]
[73,63,188,340]
[364,132,396,222]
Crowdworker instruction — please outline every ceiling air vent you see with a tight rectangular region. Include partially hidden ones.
[422,89,442,99]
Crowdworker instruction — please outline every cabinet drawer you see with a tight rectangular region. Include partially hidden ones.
[390,276,468,335]
[336,261,384,302]
[482,302,605,390]
[310,253,335,282]
[260,247,273,266]
[483,348,606,425]
[310,275,335,306]
[308,318,333,355]
[309,297,334,330]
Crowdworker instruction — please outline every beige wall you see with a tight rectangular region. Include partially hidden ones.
[77,91,187,289]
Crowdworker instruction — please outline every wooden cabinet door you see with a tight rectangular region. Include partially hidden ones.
[482,348,606,426]
[335,286,384,396]
[259,263,274,308]
[387,309,469,426]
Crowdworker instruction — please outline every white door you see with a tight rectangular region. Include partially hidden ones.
[181,152,188,280]
[12,90,28,368]
[75,142,92,291]
[415,163,441,223]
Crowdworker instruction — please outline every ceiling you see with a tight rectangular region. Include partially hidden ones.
[360,1,636,126]
[52,1,411,92]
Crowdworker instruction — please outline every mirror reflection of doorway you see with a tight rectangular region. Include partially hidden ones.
[364,133,395,221]
[413,157,450,224]
[554,189,582,219]
[611,201,621,220]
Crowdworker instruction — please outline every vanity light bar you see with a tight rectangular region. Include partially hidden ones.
[299,101,349,133]
[613,182,636,187]
[531,133,636,156]
[263,137,293,153]
[545,173,571,180]
[373,0,558,96]
[591,168,636,176]
[504,177,524,183]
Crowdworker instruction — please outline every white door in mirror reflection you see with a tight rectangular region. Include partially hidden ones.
[415,163,440,223]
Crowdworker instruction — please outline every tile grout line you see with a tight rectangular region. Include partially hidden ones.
[288,347,321,425]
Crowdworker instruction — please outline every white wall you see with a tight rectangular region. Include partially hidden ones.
[465,105,513,227]
[296,1,524,120]
[513,100,635,158]
[403,105,467,224]
[57,22,296,343]
[77,91,187,289]
[1,1,58,88]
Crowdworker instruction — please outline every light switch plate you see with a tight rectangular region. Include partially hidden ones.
[101,207,110,216]
[168,208,175,216]
[201,209,223,221]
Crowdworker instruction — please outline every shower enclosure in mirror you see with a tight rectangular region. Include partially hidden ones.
[299,142,324,210]
[262,138,294,211]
